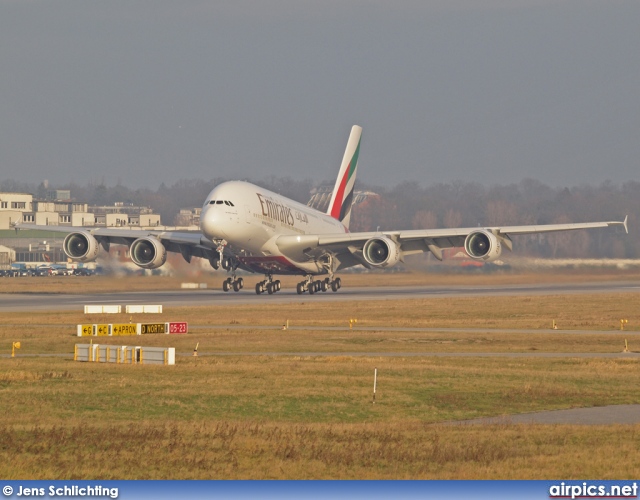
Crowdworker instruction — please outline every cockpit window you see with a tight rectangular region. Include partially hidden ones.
[209,199,235,206]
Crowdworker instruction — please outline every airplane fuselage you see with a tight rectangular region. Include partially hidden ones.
[200,181,346,275]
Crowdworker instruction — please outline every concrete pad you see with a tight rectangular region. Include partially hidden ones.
[454,405,640,425]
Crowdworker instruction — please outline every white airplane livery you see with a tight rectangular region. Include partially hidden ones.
[16,125,628,295]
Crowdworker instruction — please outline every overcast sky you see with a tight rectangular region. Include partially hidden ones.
[1,0,639,189]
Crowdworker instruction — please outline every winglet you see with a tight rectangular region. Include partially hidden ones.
[611,215,629,234]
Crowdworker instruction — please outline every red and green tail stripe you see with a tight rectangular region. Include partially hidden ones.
[330,138,360,221]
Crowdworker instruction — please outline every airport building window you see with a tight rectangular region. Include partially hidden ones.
[11,202,26,209]
[1,202,7,209]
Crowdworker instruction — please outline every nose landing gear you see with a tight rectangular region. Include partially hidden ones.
[218,244,243,292]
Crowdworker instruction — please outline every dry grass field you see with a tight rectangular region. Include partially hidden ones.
[1,271,640,479]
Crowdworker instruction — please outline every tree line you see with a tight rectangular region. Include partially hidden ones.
[1,177,636,258]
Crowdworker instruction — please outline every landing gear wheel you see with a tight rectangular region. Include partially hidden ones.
[275,280,281,291]
[331,280,339,292]
[237,277,244,289]
[296,283,304,294]
[222,280,230,292]
[321,280,328,292]
[233,280,240,292]
[255,283,262,294]
[335,277,341,289]
[267,283,274,295]
[308,283,315,295]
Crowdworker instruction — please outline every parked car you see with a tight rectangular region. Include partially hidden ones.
[35,266,54,276]
[73,268,95,276]
[51,264,72,276]
[12,268,33,277]
[9,264,33,277]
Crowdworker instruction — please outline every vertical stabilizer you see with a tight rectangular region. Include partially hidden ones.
[327,125,362,229]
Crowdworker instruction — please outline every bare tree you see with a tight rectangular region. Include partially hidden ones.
[412,210,438,229]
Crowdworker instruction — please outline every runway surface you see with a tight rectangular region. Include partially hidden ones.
[1,280,639,312]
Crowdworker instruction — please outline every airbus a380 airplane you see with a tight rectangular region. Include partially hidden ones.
[16,125,628,295]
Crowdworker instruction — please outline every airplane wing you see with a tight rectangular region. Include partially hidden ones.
[274,217,629,270]
[13,223,219,264]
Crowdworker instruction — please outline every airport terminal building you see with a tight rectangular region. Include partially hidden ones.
[0,191,162,268]
[0,192,161,231]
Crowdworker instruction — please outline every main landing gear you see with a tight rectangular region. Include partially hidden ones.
[222,276,243,292]
[296,276,341,295]
[255,275,281,295]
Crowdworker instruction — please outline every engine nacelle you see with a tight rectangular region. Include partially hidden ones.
[464,230,503,262]
[130,237,167,269]
[362,236,401,268]
[63,231,100,262]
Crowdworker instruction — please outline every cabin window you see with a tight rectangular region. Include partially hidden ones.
[228,201,235,206]
[216,200,224,204]
[209,200,216,204]
[224,201,230,206]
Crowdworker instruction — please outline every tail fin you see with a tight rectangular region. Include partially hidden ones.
[327,125,362,229]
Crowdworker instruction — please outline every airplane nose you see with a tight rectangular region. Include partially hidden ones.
[200,206,226,239]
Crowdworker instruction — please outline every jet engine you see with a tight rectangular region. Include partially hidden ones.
[464,230,502,262]
[63,231,100,262]
[130,237,167,269]
[362,236,401,268]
